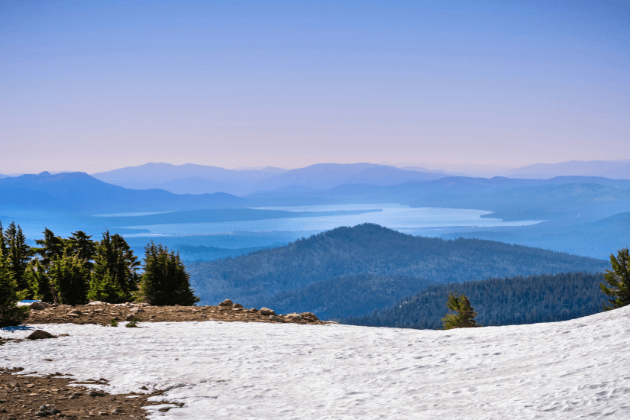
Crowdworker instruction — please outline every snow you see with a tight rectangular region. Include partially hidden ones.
[2,307,630,419]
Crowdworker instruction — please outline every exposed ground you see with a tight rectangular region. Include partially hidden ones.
[0,366,173,419]
[25,300,325,326]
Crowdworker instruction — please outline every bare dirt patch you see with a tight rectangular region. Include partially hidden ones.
[25,300,325,326]
[0,367,176,419]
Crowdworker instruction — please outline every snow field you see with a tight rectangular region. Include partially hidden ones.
[1,306,630,419]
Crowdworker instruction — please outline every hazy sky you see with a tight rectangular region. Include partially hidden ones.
[1,1,628,173]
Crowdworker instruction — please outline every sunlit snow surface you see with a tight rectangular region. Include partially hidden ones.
[2,307,630,419]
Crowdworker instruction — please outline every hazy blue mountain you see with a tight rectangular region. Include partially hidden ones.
[503,159,630,179]
[437,210,630,260]
[188,224,607,309]
[400,166,448,174]
[601,163,630,179]
[343,272,607,328]
[0,172,248,214]
[115,177,252,196]
[92,162,285,194]
[253,163,447,191]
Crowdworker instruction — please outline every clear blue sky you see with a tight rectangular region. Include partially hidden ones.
[1,0,628,173]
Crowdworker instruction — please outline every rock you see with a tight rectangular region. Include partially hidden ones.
[233,303,244,309]
[35,404,60,417]
[88,301,105,305]
[300,312,319,322]
[260,307,276,316]
[286,313,303,320]
[30,302,48,310]
[88,390,106,397]
[249,308,258,313]
[218,299,233,307]
[269,315,286,322]
[27,330,56,340]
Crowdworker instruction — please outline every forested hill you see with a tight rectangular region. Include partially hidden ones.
[188,224,607,309]
[343,272,608,329]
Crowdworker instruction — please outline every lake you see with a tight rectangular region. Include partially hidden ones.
[118,204,542,237]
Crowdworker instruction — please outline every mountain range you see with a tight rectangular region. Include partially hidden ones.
[502,159,630,179]
[92,162,448,195]
[0,171,246,214]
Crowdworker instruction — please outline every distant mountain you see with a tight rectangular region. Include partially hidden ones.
[504,160,630,179]
[253,163,447,190]
[92,162,286,195]
[602,163,630,179]
[188,224,607,311]
[344,272,607,328]
[0,172,247,214]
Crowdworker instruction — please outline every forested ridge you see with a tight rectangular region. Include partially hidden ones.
[260,274,437,319]
[188,223,607,308]
[343,272,607,329]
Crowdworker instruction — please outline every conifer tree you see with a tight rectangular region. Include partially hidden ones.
[601,247,630,310]
[33,228,65,266]
[442,292,481,329]
[87,231,139,302]
[49,253,89,305]
[67,230,97,270]
[0,221,6,259]
[0,253,29,327]
[24,260,55,303]
[4,222,33,298]
[140,242,199,306]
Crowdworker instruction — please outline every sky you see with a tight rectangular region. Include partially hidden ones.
[1,0,628,173]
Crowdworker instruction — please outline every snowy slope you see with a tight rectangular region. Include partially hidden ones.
[2,306,629,419]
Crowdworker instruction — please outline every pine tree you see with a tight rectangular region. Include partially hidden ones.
[33,228,65,266]
[4,222,33,298]
[49,253,89,305]
[0,253,29,327]
[442,292,481,329]
[600,247,630,310]
[87,231,139,303]
[67,230,97,270]
[140,242,199,306]
[24,260,55,303]
[0,221,6,259]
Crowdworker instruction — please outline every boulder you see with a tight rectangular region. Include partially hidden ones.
[233,303,244,309]
[218,299,233,307]
[300,312,319,322]
[29,302,48,310]
[259,307,276,316]
[27,330,56,340]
